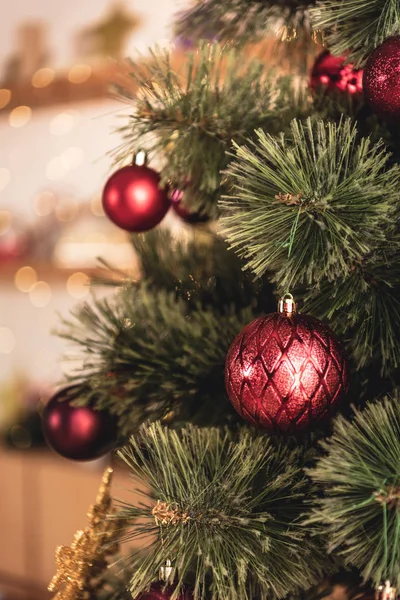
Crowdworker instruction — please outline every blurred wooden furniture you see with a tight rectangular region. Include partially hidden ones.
[0,447,139,598]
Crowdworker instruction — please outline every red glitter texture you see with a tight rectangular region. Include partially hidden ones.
[225,313,349,434]
[363,36,400,123]
[102,164,170,232]
[311,50,363,95]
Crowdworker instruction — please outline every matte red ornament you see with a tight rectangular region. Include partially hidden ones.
[171,189,210,224]
[42,386,118,461]
[363,36,400,123]
[102,161,170,232]
[137,583,193,600]
[225,298,349,434]
[311,50,363,95]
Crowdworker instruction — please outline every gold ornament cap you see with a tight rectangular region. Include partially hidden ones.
[278,293,296,316]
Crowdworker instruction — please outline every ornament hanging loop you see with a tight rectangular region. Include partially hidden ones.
[159,559,176,584]
[278,293,296,316]
[133,149,148,166]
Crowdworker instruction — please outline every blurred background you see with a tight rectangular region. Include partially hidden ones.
[0,1,181,597]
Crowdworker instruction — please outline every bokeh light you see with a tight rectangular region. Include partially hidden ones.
[0,89,11,109]
[61,146,84,170]
[29,281,52,307]
[14,266,38,292]
[34,191,56,216]
[54,198,79,222]
[90,195,105,216]
[67,272,90,298]
[0,210,12,235]
[31,68,55,88]
[50,110,78,136]
[68,64,92,84]
[9,106,32,127]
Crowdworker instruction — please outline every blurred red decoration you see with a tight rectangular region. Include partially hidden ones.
[363,36,400,123]
[102,162,170,232]
[42,386,118,461]
[225,299,349,434]
[137,584,193,600]
[171,189,210,224]
[311,50,363,95]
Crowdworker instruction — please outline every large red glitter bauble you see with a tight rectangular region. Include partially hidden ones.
[363,36,400,123]
[102,164,170,232]
[225,313,349,434]
[42,386,118,461]
[137,584,193,600]
[311,50,363,95]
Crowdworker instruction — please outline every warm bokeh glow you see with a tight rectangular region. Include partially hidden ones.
[0,210,12,235]
[29,281,52,307]
[90,195,105,216]
[14,266,38,292]
[9,106,32,127]
[68,64,92,84]
[50,110,78,136]
[31,68,55,88]
[0,88,11,109]
[54,198,79,222]
[33,191,56,216]
[66,272,90,298]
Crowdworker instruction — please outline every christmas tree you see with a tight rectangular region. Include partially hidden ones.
[43,1,400,600]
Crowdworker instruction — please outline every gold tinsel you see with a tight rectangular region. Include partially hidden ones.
[48,467,123,600]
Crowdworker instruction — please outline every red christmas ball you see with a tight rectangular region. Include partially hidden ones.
[102,163,170,232]
[137,583,193,600]
[225,309,349,434]
[311,50,363,95]
[171,189,210,224]
[363,36,400,122]
[42,386,118,461]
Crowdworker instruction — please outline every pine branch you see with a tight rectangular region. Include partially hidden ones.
[114,423,328,600]
[220,118,400,290]
[57,287,254,437]
[308,395,400,588]
[112,43,306,217]
[311,0,400,66]
[303,248,400,376]
[174,0,319,47]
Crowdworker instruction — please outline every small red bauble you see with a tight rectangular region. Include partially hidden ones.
[102,162,170,232]
[171,189,210,224]
[137,584,193,600]
[363,36,400,123]
[42,386,118,461]
[311,50,363,95]
[225,299,349,434]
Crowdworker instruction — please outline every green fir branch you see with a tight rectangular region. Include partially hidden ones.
[112,43,306,217]
[311,0,400,66]
[308,395,400,587]
[57,287,252,436]
[220,118,400,290]
[303,249,400,376]
[174,0,319,47]
[56,230,277,437]
[114,423,327,600]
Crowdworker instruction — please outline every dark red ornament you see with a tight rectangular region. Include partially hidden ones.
[170,189,210,224]
[42,386,118,461]
[225,297,349,434]
[363,36,400,123]
[311,50,363,95]
[137,583,193,600]
[102,158,170,232]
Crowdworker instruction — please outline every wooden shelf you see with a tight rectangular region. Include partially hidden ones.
[0,62,133,112]
[0,261,137,283]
